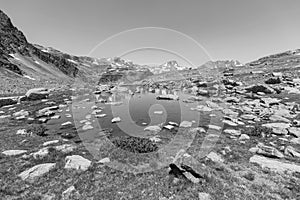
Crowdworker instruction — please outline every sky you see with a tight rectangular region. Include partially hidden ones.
[1,0,300,66]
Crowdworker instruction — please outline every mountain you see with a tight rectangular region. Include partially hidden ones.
[0,10,78,77]
[144,60,190,74]
[98,57,153,84]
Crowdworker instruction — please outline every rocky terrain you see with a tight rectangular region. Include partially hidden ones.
[1,9,300,200]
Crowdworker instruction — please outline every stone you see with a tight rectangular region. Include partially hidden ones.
[55,144,76,153]
[269,115,290,123]
[95,114,107,118]
[224,129,241,136]
[169,121,179,126]
[98,157,110,164]
[43,140,60,146]
[13,110,29,118]
[222,120,238,126]
[111,117,121,123]
[206,152,224,163]
[288,127,300,137]
[250,155,300,173]
[154,111,163,115]
[240,114,257,120]
[61,121,72,126]
[156,94,179,100]
[272,127,288,135]
[164,125,175,130]
[149,136,162,143]
[207,125,222,130]
[256,144,284,158]
[198,192,211,200]
[25,88,49,101]
[62,186,80,200]
[18,163,56,181]
[65,155,91,171]
[82,124,94,131]
[179,121,193,128]
[290,138,300,145]
[16,129,31,136]
[2,150,27,156]
[284,146,300,158]
[239,134,250,140]
[51,115,61,119]
[31,147,49,159]
[144,125,161,133]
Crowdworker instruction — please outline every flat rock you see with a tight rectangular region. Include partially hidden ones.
[2,150,27,156]
[19,163,56,181]
[224,129,241,136]
[82,124,94,131]
[179,121,193,128]
[250,155,300,173]
[43,140,60,146]
[144,125,161,133]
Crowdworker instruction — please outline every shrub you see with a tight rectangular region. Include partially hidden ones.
[111,136,158,153]
[26,124,47,136]
[241,126,272,137]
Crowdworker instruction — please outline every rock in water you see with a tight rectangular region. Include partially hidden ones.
[111,117,121,123]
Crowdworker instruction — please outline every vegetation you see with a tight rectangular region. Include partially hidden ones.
[241,125,272,137]
[26,124,47,136]
[111,136,158,153]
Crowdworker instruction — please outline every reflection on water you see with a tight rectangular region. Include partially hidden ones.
[48,86,212,141]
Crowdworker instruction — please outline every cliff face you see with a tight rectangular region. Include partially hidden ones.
[0,9,78,77]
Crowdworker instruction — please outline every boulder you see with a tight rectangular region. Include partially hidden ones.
[284,146,300,158]
[245,84,274,94]
[25,88,49,101]
[64,155,91,171]
[265,77,281,84]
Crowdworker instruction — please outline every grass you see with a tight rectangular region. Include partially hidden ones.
[26,124,47,136]
[111,136,158,153]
